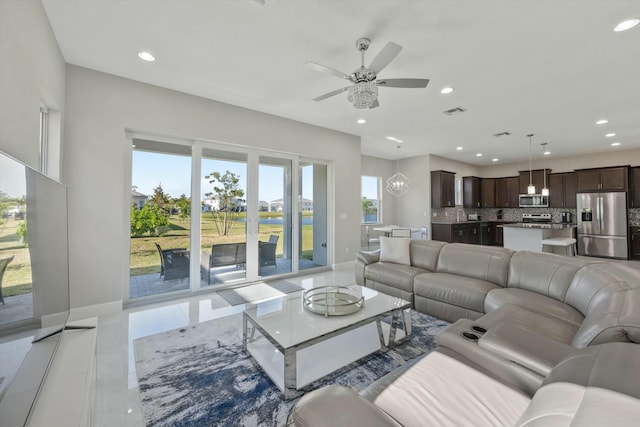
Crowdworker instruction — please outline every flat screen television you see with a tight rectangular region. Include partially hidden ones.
[0,150,71,426]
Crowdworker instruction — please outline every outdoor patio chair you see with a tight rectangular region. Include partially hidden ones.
[259,235,279,274]
[0,254,16,305]
[155,243,189,281]
[200,242,246,284]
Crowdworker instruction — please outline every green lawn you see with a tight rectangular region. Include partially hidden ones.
[0,218,33,296]
[129,212,314,276]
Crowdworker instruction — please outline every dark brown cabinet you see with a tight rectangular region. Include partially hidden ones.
[576,166,629,192]
[519,169,551,194]
[463,176,482,208]
[631,227,640,260]
[481,178,496,208]
[432,222,480,244]
[631,167,640,208]
[495,177,519,208]
[431,170,456,208]
[549,172,577,208]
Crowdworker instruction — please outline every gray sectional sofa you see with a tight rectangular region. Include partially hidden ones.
[289,241,640,426]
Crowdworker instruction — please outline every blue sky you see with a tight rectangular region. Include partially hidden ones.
[132,151,313,202]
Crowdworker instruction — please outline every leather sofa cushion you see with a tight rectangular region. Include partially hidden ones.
[507,251,591,301]
[485,288,584,327]
[414,272,500,313]
[365,262,429,293]
[572,287,640,348]
[565,263,630,315]
[477,304,579,344]
[372,349,530,426]
[436,243,513,287]
[409,240,446,271]
[516,382,640,427]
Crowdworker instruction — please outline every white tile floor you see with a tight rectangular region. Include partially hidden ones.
[93,268,356,427]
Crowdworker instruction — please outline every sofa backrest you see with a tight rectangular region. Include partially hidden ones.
[507,251,591,301]
[516,343,640,426]
[436,243,514,287]
[409,240,446,271]
[566,263,640,348]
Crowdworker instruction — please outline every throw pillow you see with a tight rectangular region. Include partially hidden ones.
[379,236,411,265]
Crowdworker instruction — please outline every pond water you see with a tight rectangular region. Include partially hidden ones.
[239,217,314,225]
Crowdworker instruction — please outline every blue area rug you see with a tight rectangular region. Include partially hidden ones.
[134,311,449,427]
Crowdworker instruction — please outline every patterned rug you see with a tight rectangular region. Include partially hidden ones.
[134,311,449,427]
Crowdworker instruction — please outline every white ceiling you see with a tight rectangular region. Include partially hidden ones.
[42,0,640,164]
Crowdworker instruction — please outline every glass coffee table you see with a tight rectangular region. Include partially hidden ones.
[242,285,411,399]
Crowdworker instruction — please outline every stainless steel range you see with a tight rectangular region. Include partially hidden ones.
[522,213,551,224]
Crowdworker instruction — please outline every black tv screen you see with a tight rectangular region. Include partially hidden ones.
[0,151,70,426]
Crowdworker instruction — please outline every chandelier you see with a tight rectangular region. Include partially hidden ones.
[348,81,378,109]
[386,145,410,197]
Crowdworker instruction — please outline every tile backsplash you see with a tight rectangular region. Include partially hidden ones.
[433,207,640,226]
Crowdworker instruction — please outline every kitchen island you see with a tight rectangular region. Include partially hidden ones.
[500,223,576,253]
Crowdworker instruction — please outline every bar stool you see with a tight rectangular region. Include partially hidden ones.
[541,237,577,256]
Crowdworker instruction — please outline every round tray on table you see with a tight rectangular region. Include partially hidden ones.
[302,286,365,317]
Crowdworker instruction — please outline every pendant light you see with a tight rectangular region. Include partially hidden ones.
[527,134,535,195]
[386,144,410,197]
[541,142,549,196]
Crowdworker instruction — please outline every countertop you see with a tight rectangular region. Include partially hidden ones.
[499,223,577,230]
[431,220,516,225]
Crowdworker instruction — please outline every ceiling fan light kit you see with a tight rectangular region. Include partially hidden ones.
[307,37,429,109]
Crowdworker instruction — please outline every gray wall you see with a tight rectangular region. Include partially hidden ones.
[0,0,65,169]
[64,65,361,309]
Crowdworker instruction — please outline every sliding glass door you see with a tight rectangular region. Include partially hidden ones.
[128,138,330,301]
[200,148,248,287]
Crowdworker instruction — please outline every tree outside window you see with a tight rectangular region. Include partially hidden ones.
[361,175,381,223]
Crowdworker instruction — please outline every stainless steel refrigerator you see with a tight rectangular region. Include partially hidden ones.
[577,192,628,259]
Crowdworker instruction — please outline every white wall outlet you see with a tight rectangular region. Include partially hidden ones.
[432,212,437,217]
[340,213,347,220]
[345,247,349,254]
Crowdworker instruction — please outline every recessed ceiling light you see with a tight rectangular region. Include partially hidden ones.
[492,158,499,162]
[137,51,156,62]
[605,133,616,137]
[596,119,608,125]
[476,153,483,157]
[611,142,621,146]
[386,136,403,143]
[614,18,639,32]
[456,146,463,151]
[440,87,454,94]
[544,150,551,155]
[357,118,366,124]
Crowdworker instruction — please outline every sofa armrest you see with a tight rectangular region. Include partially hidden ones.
[355,250,380,287]
[357,250,380,265]
[479,323,576,377]
[288,384,401,427]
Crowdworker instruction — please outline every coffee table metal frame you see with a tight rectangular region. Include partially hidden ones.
[242,289,411,400]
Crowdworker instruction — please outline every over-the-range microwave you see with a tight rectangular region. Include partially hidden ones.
[519,194,549,207]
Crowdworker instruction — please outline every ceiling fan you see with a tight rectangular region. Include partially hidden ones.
[306,38,429,109]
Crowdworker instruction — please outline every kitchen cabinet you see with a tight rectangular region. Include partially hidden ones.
[431,170,456,208]
[480,222,493,245]
[432,222,480,244]
[631,227,640,260]
[575,166,629,192]
[519,169,551,195]
[493,222,516,246]
[631,167,640,208]
[463,176,482,208]
[549,172,577,208]
[481,178,496,208]
[495,177,519,208]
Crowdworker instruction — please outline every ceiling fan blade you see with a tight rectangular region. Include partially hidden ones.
[368,42,402,74]
[377,78,430,88]
[305,62,352,80]
[369,99,380,109]
[312,86,350,102]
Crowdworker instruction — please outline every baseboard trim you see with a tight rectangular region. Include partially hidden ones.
[70,300,122,321]
[332,261,355,271]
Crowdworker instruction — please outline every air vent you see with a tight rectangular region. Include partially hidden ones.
[493,132,511,137]
[443,107,466,116]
